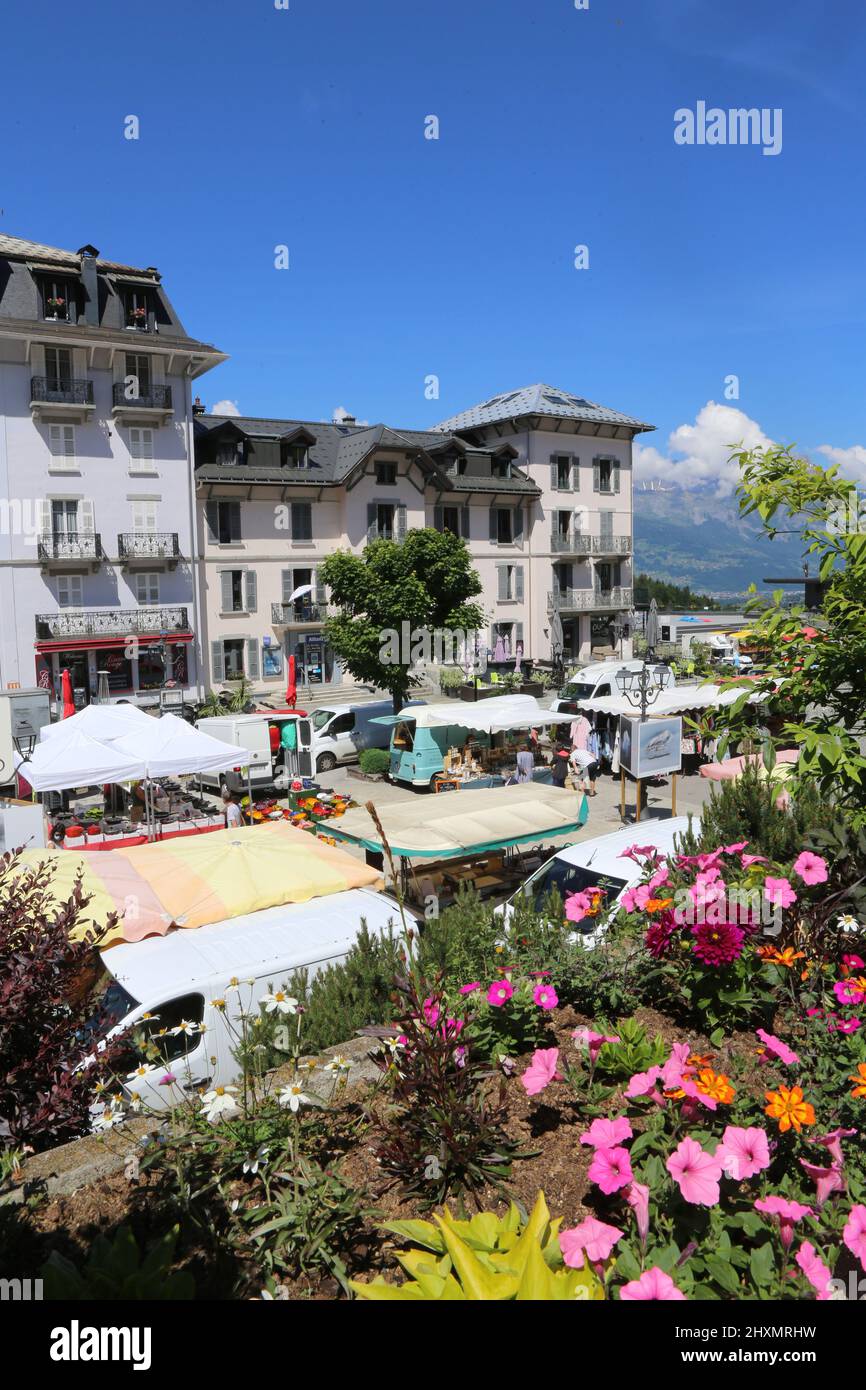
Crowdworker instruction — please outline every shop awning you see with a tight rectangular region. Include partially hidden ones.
[576,682,769,717]
[36,632,193,653]
[385,694,570,735]
[323,784,589,859]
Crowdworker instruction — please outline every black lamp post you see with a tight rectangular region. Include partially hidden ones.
[618,661,665,723]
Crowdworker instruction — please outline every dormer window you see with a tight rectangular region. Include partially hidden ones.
[375,460,397,485]
[286,445,309,468]
[124,288,151,330]
[491,457,511,480]
[217,439,244,465]
[41,276,74,322]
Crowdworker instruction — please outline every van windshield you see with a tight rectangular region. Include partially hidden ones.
[522,861,628,915]
[312,709,337,731]
[80,975,141,1044]
[560,682,595,703]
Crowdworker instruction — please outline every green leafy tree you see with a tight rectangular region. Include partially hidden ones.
[715,443,866,822]
[320,530,485,712]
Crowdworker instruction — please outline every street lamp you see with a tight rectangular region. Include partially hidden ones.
[618,662,666,723]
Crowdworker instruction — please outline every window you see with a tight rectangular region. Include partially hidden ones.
[393,721,415,751]
[44,346,72,392]
[57,575,83,608]
[135,572,160,605]
[497,564,524,602]
[125,353,151,398]
[220,569,256,613]
[495,508,512,544]
[124,288,150,330]
[132,499,157,533]
[129,428,154,468]
[207,500,242,544]
[282,567,319,619]
[138,994,205,1064]
[291,502,313,542]
[377,503,395,540]
[443,506,460,535]
[48,423,76,466]
[285,444,308,468]
[375,461,397,485]
[552,455,572,490]
[594,458,620,494]
[329,713,356,735]
[219,638,246,680]
[491,457,511,480]
[556,510,571,539]
[41,276,73,321]
[217,439,243,466]
[51,498,79,537]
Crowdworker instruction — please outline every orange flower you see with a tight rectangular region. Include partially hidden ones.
[850,1064,866,1099]
[695,1068,735,1104]
[645,897,674,914]
[758,946,805,968]
[687,1052,714,1069]
[765,1085,816,1133]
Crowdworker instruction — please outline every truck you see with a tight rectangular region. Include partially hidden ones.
[195,712,313,792]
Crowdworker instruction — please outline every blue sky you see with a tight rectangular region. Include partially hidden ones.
[2,0,864,490]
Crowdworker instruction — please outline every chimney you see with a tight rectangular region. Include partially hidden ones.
[192,395,206,416]
[77,245,100,326]
[341,414,356,425]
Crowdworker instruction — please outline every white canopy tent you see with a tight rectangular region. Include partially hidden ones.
[110,714,242,779]
[16,728,147,792]
[574,682,767,718]
[39,701,151,744]
[390,694,569,734]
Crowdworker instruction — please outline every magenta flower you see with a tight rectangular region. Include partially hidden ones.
[618,843,659,864]
[792,851,828,886]
[487,979,513,1007]
[533,983,559,1010]
[588,1145,634,1195]
[648,863,670,891]
[520,1047,561,1097]
[619,1266,686,1300]
[755,1028,801,1066]
[666,1137,723,1206]
[580,1115,633,1149]
[715,1125,771,1181]
[572,1027,620,1058]
[843,954,865,970]
[565,890,594,923]
[834,977,866,1006]
[799,1159,844,1209]
[645,915,676,958]
[158,1070,177,1086]
[795,1241,833,1300]
[626,1181,650,1248]
[692,920,745,966]
[422,996,440,1027]
[836,1016,862,1034]
[813,1128,857,1167]
[625,1064,664,1100]
[560,1215,622,1268]
[723,840,749,854]
[696,850,723,871]
[764,876,798,909]
[754,1196,813,1249]
[459,981,481,995]
[843,1204,866,1271]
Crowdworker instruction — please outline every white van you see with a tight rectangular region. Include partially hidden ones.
[499,816,696,945]
[549,660,675,717]
[311,700,422,773]
[196,712,313,792]
[95,888,406,1110]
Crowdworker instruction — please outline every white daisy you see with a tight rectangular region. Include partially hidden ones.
[277,1083,310,1113]
[200,1085,240,1124]
[263,991,299,1016]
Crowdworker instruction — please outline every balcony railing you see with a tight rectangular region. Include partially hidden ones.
[550,533,632,556]
[118,532,180,562]
[112,382,173,412]
[271,601,327,626]
[36,606,190,641]
[37,533,103,565]
[30,376,94,407]
[548,586,633,613]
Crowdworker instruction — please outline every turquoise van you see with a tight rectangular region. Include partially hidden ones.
[383,715,494,789]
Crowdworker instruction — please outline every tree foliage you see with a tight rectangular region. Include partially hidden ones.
[320,529,485,710]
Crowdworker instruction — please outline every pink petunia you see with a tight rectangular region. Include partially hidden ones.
[666,1137,722,1206]
[520,1047,560,1097]
[660,1042,692,1090]
[588,1145,634,1195]
[648,863,670,891]
[573,1027,620,1058]
[813,1128,857,1167]
[755,1028,801,1066]
[715,1125,771,1181]
[625,1064,664,1099]
[799,1159,845,1209]
[619,1266,686,1301]
[533,983,559,1010]
[626,1181,650,1248]
[580,1115,633,1149]
[560,1215,623,1268]
[795,1241,833,1300]
[459,981,481,995]
[792,851,828,886]
[487,979,513,1007]
[754,1196,813,1249]
[618,843,659,864]
[835,1016,862,1035]
[565,890,594,923]
[723,841,749,854]
[843,954,865,971]
[764,876,798,909]
[843,1204,866,1271]
[741,853,767,867]
[620,883,653,915]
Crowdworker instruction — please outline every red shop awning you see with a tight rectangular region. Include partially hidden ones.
[36,632,194,653]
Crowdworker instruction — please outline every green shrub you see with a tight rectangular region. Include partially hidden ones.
[41,1225,194,1300]
[437,665,464,691]
[358,747,391,776]
[678,760,834,862]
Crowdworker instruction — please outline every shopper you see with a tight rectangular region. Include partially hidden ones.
[222,788,243,828]
[570,745,599,796]
[550,745,571,789]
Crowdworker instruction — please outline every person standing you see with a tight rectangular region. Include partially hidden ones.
[515,743,535,784]
[222,788,243,828]
[550,745,570,789]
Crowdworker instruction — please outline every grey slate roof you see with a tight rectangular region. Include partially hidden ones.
[434,382,654,434]
[0,233,160,279]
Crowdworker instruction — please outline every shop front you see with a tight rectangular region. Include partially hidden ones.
[283,631,340,687]
[35,632,194,706]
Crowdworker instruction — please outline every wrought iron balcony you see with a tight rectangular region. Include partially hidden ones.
[35,606,190,641]
[118,532,180,565]
[271,600,327,626]
[38,533,104,569]
[30,376,95,421]
[111,382,173,415]
[547,586,633,613]
[550,533,632,556]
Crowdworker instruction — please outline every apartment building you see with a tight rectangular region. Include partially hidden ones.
[0,234,225,703]
[194,383,651,692]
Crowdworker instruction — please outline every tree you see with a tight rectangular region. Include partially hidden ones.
[320,529,486,712]
[633,572,722,611]
[713,444,866,823]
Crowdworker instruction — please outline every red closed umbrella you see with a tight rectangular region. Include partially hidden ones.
[285,654,297,710]
[61,668,76,719]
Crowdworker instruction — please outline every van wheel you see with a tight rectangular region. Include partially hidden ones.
[317,753,337,773]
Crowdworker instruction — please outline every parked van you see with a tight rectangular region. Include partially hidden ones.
[549,660,675,716]
[311,700,422,773]
[196,713,313,792]
[95,888,406,1110]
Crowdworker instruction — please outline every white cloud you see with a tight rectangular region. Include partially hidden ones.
[211,399,241,417]
[817,444,866,485]
[634,401,776,498]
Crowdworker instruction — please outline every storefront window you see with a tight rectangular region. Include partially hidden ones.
[138,645,167,690]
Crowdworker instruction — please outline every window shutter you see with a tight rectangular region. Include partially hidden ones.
[396,504,407,540]
[205,500,219,541]
[314,570,326,603]
[516,621,524,645]
[497,565,508,601]
[593,459,601,492]
[37,498,52,538]
[489,505,497,543]
[244,569,257,613]
[211,641,225,683]
[433,504,444,532]
[246,639,260,681]
[613,461,621,494]
[367,503,377,541]
[550,458,559,490]
[460,506,470,539]
[220,570,233,612]
[79,499,95,535]
[513,505,524,549]
[572,458,580,491]
[282,569,293,603]
[515,566,524,602]
[229,501,242,540]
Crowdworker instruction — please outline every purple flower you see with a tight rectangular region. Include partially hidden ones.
[691,920,745,966]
